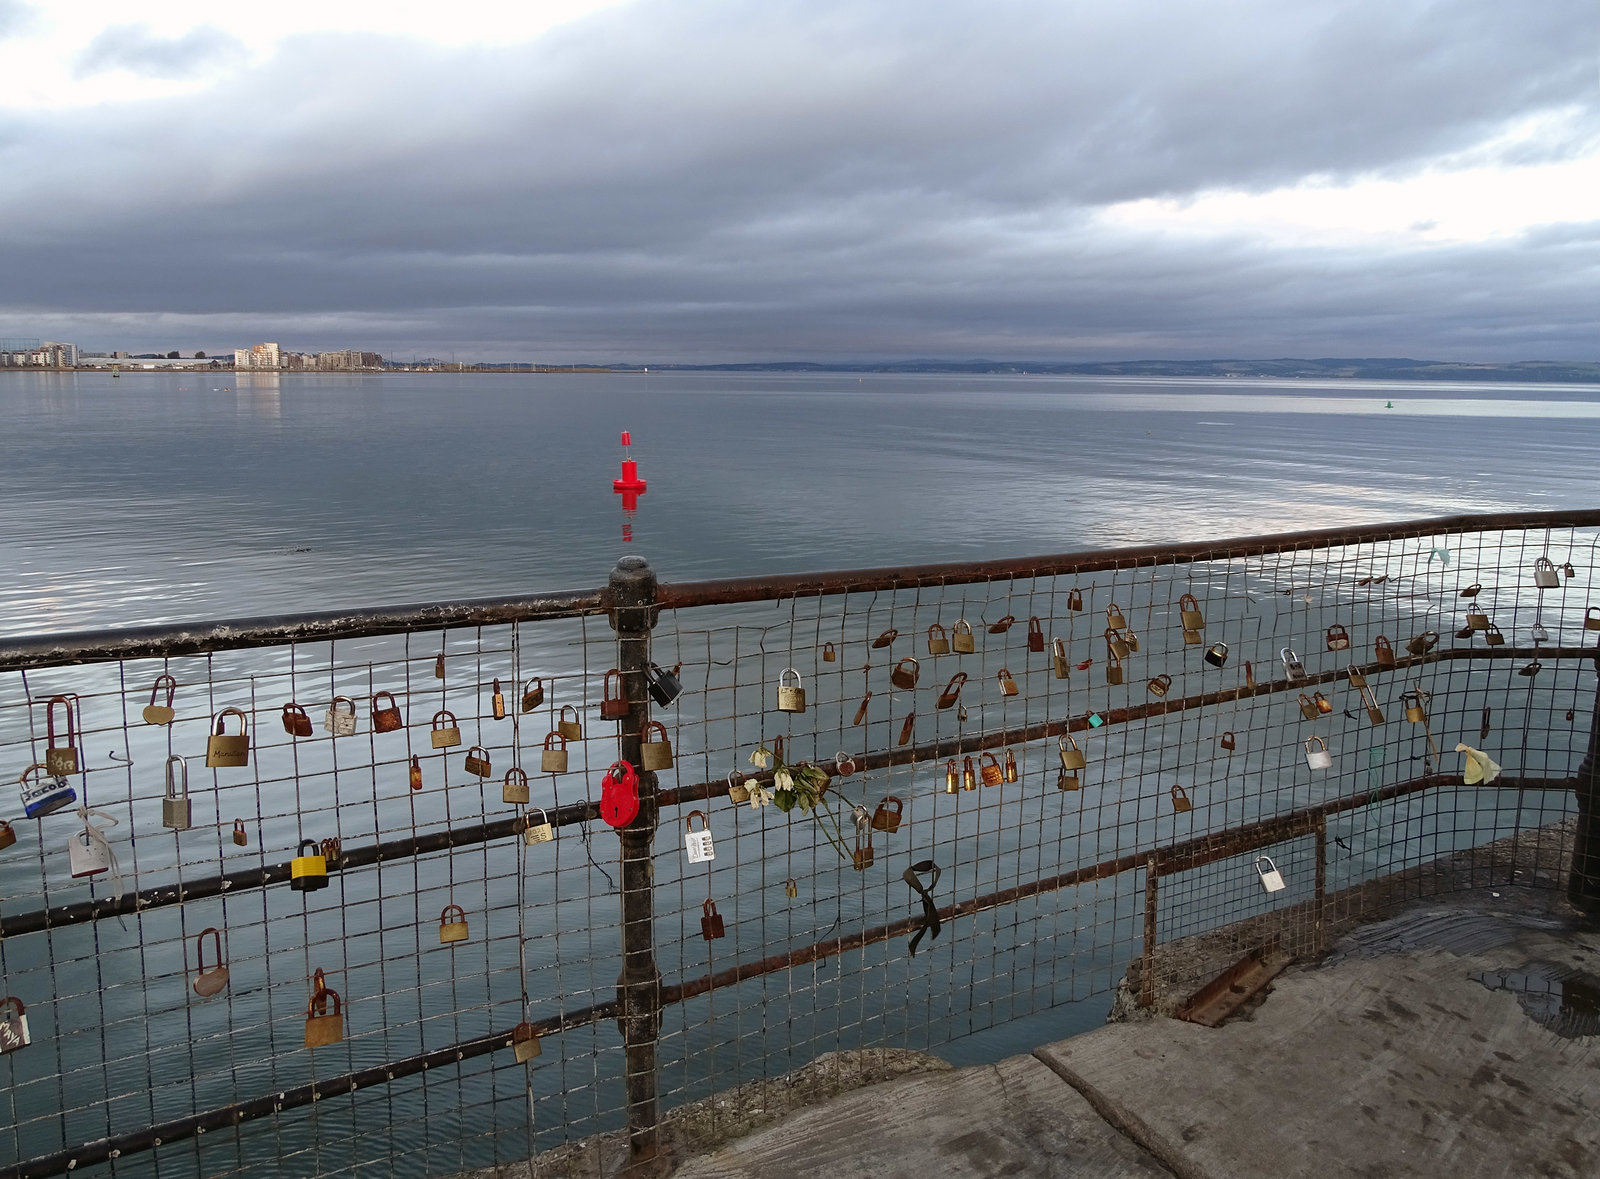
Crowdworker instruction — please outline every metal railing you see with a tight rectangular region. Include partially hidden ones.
[0,509,1596,1178]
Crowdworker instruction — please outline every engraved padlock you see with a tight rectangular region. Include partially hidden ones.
[1003,749,1019,783]
[205,707,250,768]
[557,705,583,741]
[490,678,506,720]
[685,810,715,863]
[1534,557,1559,588]
[439,903,469,944]
[1105,627,1130,660]
[647,662,683,707]
[304,975,343,1047]
[193,927,230,997]
[282,702,313,737]
[600,669,629,720]
[871,796,903,833]
[927,624,949,655]
[371,691,403,733]
[1406,631,1439,656]
[1105,603,1126,630]
[1147,674,1172,698]
[822,641,838,662]
[944,759,959,794]
[776,668,807,713]
[512,1021,542,1062]
[987,615,1015,634]
[0,818,14,851]
[962,756,977,791]
[431,710,462,749]
[1052,637,1070,679]
[1205,641,1229,668]
[1170,783,1193,813]
[1325,624,1350,651]
[952,620,976,653]
[503,766,530,804]
[233,818,249,846]
[45,695,80,776]
[143,674,178,725]
[1298,693,1319,721]
[639,721,674,771]
[1402,691,1427,724]
[936,672,966,709]
[1484,625,1506,646]
[997,668,1019,696]
[520,677,545,712]
[1067,588,1084,612]
[463,745,493,778]
[524,807,555,844]
[1219,730,1236,751]
[408,754,423,791]
[1105,653,1124,685]
[1256,855,1286,893]
[0,996,32,1054]
[1280,648,1306,681]
[19,763,75,819]
[979,752,1004,787]
[325,696,357,737]
[784,878,799,898]
[1178,593,1204,632]
[1374,635,1396,668]
[1058,733,1087,770]
[727,770,751,804]
[162,754,191,830]
[1027,616,1045,652]
[700,898,725,940]
[853,828,875,870]
[872,628,899,649]
[290,838,328,891]
[541,731,570,774]
[1304,735,1333,770]
[68,822,110,878]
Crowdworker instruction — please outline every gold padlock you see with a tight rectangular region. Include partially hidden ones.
[491,679,506,720]
[1484,625,1506,646]
[206,707,250,769]
[1123,627,1141,652]
[232,818,249,846]
[727,770,751,804]
[512,1021,542,1062]
[371,691,404,733]
[952,620,976,653]
[1067,589,1083,612]
[463,745,493,778]
[979,752,1004,786]
[1057,769,1080,791]
[1465,608,1490,631]
[784,878,798,898]
[1347,665,1367,688]
[1052,637,1070,679]
[143,674,178,726]
[434,652,446,679]
[503,766,530,804]
[520,677,545,712]
[890,657,920,690]
[776,668,807,713]
[524,807,555,844]
[927,624,949,655]
[1147,674,1172,698]
[540,732,569,774]
[1003,749,1019,783]
[872,628,899,649]
[1170,784,1193,813]
[640,721,674,771]
[944,759,959,793]
[1105,603,1126,630]
[439,903,469,944]
[45,695,81,776]
[557,705,583,741]
[0,818,15,851]
[822,641,837,662]
[1106,653,1124,685]
[1374,635,1396,667]
[962,756,977,791]
[1362,686,1386,724]
[1298,693,1319,721]
[430,710,462,749]
[997,668,1019,696]
[304,973,343,1047]
[1178,593,1204,632]
[1105,627,1130,660]
[1183,628,1202,646]
[1402,691,1427,724]
[1058,733,1086,770]
[871,796,903,833]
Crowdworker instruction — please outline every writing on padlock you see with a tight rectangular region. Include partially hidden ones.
[524,807,555,844]
[1280,648,1306,681]
[431,710,462,749]
[520,676,546,712]
[927,623,949,654]
[206,707,251,768]
[776,668,807,713]
[951,619,976,653]
[1178,593,1204,632]
[684,810,715,863]
[0,996,31,1054]
[503,766,530,804]
[325,696,357,737]
[19,763,76,819]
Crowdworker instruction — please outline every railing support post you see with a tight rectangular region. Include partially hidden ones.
[1140,855,1158,1009]
[607,556,664,1171]
[1568,662,1600,914]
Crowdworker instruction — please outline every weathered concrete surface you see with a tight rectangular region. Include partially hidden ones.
[1038,893,1600,1179]
[674,1053,1170,1179]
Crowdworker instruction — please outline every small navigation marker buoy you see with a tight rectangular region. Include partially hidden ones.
[1385,401,1394,408]
[612,430,647,542]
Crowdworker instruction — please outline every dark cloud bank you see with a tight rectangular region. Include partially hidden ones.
[2,0,1596,361]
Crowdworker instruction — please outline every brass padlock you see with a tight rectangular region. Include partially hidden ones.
[1183,628,1202,646]
[1067,589,1084,612]
[853,693,871,726]
[1587,607,1600,632]
[304,975,343,1047]
[979,752,1004,786]
[1058,733,1086,770]
[899,712,916,746]
[871,628,899,649]
[952,620,976,653]
[727,770,751,804]
[1347,665,1367,688]
[1460,582,1481,598]
[1170,783,1193,813]
[1362,686,1385,724]
[45,695,80,776]
[853,829,875,870]
[193,927,230,997]
[600,669,629,720]
[282,702,313,737]
[1465,608,1490,631]
[541,732,569,774]
[0,818,15,851]
[491,679,506,720]
[1178,593,1204,631]
[1,996,32,1054]
[1205,642,1229,668]
[997,668,1019,696]
[943,759,959,793]
[1326,624,1350,651]
[520,677,545,712]
[1402,691,1427,724]
[409,755,423,791]
[143,674,178,726]
[1406,631,1439,656]
[557,705,583,741]
[1052,637,1070,679]
[206,707,250,768]
[1519,659,1543,678]
[1533,557,1560,588]
[1003,749,1019,783]
[162,754,191,830]
[503,766,530,804]
[431,710,462,749]
[325,696,357,737]
[371,691,404,733]
[232,818,248,846]
[776,668,807,713]
[890,657,920,691]
[1219,731,1236,751]
[872,796,904,833]
[932,672,965,710]
[1484,625,1506,646]
[1028,616,1046,652]
[1147,674,1172,698]
[463,745,493,778]
[927,624,949,655]
[1374,635,1396,668]
[1057,766,1081,791]
[1314,691,1333,715]
[320,837,341,868]
[962,756,977,791]
[290,839,328,891]
[512,1021,542,1062]
[640,721,674,771]
[822,641,838,662]
[1105,603,1126,630]
[1105,627,1130,660]
[988,615,1015,635]
[784,878,798,898]
[524,807,555,844]
[439,903,469,944]
[1298,693,1319,721]
[1106,653,1124,685]
[434,652,447,679]
[700,898,725,940]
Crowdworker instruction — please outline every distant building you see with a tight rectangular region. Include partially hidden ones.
[0,339,78,367]
[314,349,384,369]
[233,342,281,369]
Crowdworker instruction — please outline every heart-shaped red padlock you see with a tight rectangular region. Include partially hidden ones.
[600,760,641,827]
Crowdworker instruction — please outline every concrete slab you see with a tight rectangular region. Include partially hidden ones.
[674,1053,1171,1179]
[1038,923,1600,1179]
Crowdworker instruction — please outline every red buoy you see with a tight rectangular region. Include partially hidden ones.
[612,430,647,511]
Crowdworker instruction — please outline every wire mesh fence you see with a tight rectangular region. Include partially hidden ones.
[1,510,1597,1178]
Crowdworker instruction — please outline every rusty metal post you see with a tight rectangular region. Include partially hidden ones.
[1314,818,1328,952]
[1140,854,1158,1009]
[607,556,664,1171]
[1568,661,1600,914]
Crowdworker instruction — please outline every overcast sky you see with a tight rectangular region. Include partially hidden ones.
[1,0,1596,362]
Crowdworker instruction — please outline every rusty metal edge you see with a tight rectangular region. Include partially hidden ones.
[1174,940,1294,1027]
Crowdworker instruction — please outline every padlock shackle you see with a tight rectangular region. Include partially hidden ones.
[1305,736,1328,752]
[559,704,579,722]
[441,903,466,923]
[1059,732,1079,751]
[297,838,321,857]
[686,809,708,832]
[466,744,490,758]
[1178,593,1198,609]
[432,709,458,728]
[1255,854,1279,874]
[149,674,178,706]
[926,623,945,639]
[0,995,24,1018]
[523,675,543,693]
[702,898,718,917]
[602,668,624,700]
[234,819,247,837]
[371,690,397,708]
[530,807,549,824]
[952,619,972,634]
[1028,615,1043,633]
[504,766,528,786]
[196,927,222,971]
[164,754,188,799]
[47,694,78,744]
[643,720,668,741]
[213,706,248,735]
[980,752,1000,768]
[329,696,356,715]
[307,986,342,1018]
[778,667,802,688]
[1170,783,1189,802]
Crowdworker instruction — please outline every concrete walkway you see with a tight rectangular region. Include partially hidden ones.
[675,889,1600,1179]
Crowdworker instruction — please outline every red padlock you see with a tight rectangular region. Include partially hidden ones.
[600,760,641,827]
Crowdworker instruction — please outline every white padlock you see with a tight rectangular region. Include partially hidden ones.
[325,696,357,736]
[1304,736,1333,770]
[1533,557,1559,588]
[684,810,715,864]
[1256,855,1286,893]
[1280,647,1306,681]
[68,825,111,878]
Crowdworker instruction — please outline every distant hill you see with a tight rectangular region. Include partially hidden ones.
[635,358,1600,382]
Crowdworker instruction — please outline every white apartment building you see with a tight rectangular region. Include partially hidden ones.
[233,342,281,369]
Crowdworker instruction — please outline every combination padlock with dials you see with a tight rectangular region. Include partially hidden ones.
[890,657,920,691]
[233,818,249,845]
[1326,624,1350,651]
[1205,641,1229,668]
[701,898,726,940]
[0,996,31,1054]
[997,668,1019,697]
[1256,855,1286,894]
[18,763,75,819]
[1406,631,1439,656]
[325,696,357,736]
[439,904,469,944]
[520,677,546,712]
[371,691,403,733]
[979,753,1004,787]
[1105,627,1130,660]
[1533,557,1560,588]
[305,974,343,1047]
[463,745,493,778]
[512,1021,542,1062]
[600,669,629,720]
[684,810,715,862]
[557,705,583,741]
[503,766,530,804]
[776,668,807,713]
[1105,603,1126,630]
[1402,691,1428,724]
[935,672,966,710]
[1178,593,1205,632]
[45,695,81,776]
[524,807,555,844]
[1004,750,1019,783]
[1305,736,1333,770]
[193,927,230,997]
[162,754,191,830]
[987,615,1015,635]
[143,674,178,725]
[206,707,250,768]
[290,839,328,891]
[431,710,462,749]
[409,755,423,791]
[1374,635,1396,668]
[872,796,904,833]
[1280,648,1306,681]
[1052,638,1070,679]
[491,679,506,720]
[600,760,641,827]
[647,662,683,707]
[282,702,314,737]
[822,641,838,662]
[926,624,949,654]
[952,620,976,653]
[1147,674,1172,698]
[1170,784,1193,813]
[1027,616,1045,652]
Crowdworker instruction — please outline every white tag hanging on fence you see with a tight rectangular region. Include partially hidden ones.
[684,810,715,863]
[68,825,110,878]
[1256,855,1286,894]
[1454,743,1502,785]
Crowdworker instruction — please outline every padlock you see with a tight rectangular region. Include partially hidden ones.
[1058,733,1086,770]
[524,807,555,844]
[834,750,857,776]
[557,705,583,741]
[1052,637,1070,678]
[439,904,469,944]
[409,755,423,791]
[1459,583,1481,598]
[1362,687,1385,724]
[1067,589,1084,611]
[1564,562,1578,579]
[325,696,357,737]
[1147,674,1172,698]
[1105,603,1126,630]
[1588,607,1600,632]
[1532,622,1549,644]
[852,829,875,870]
[19,763,75,819]
[520,677,545,712]
[700,898,725,940]
[535,730,569,775]
[1298,693,1319,721]
[305,976,344,1047]
[205,707,250,768]
[0,996,31,1054]
[853,694,871,726]
[490,679,506,720]
[636,721,673,771]
[600,669,629,720]
[1205,642,1229,668]
[784,878,799,898]
[1106,653,1124,685]
[684,810,715,862]
[1170,784,1193,813]
[997,668,1019,696]
[1533,557,1560,588]
[1003,749,1019,783]
[431,710,462,749]
[1481,706,1492,741]
[68,822,110,878]
[162,754,191,830]
[890,657,920,690]
[1105,627,1130,660]
[944,759,959,793]
[192,927,230,997]
[290,838,328,891]
[1519,660,1543,678]
[776,668,807,713]
[1325,624,1350,651]
[952,620,976,653]
[1464,607,1490,631]
[434,652,447,679]
[1374,635,1396,668]
[987,615,1015,635]
[320,836,342,867]
[1347,665,1367,688]
[927,624,949,655]
[1280,648,1306,681]
[371,691,403,733]
[1402,691,1427,724]
[1484,625,1505,646]
[1178,593,1205,631]
[899,712,916,746]
[282,702,314,737]
[512,1021,542,1062]
[772,737,785,762]
[823,641,838,662]
[45,695,80,776]
[463,745,493,778]
[232,818,248,846]
[1406,631,1439,656]
[958,703,968,722]
[503,766,530,804]
[936,672,966,709]
[1219,731,1236,751]
[962,756,977,791]
[1123,628,1141,652]
[143,674,178,725]
[871,796,903,833]
[647,662,683,707]
[1314,691,1333,715]
[1183,628,1202,646]
[727,770,751,804]
[1256,855,1286,893]
[0,818,14,851]
[979,753,1004,786]
[1027,616,1045,652]
[1057,768,1080,791]
[600,760,641,827]
[1305,736,1332,770]
[872,628,899,649]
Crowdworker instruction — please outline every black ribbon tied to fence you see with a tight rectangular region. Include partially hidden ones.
[904,859,943,956]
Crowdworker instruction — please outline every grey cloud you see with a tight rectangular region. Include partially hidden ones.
[74,22,245,80]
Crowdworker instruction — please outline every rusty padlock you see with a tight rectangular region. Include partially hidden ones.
[997,668,1019,696]
[600,670,629,720]
[491,679,506,721]
[463,745,493,778]
[935,672,966,709]
[890,657,920,691]
[439,903,469,944]
[304,973,343,1047]
[1106,653,1124,685]
[1314,691,1333,715]
[899,712,916,746]
[641,721,674,771]
[987,615,1015,634]
[45,695,80,776]
[834,750,857,776]
[0,818,15,852]
[1178,593,1204,632]
[206,707,250,769]
[776,668,807,713]
[1027,616,1045,652]
[232,818,249,845]
[192,927,230,997]
[952,620,976,653]
[1146,674,1172,698]
[503,766,530,804]
[540,732,569,774]
[1067,588,1084,611]
[853,828,875,870]
[430,710,462,749]
[1170,784,1193,813]
[926,624,949,655]
[143,674,178,726]
[371,691,404,733]
[871,796,903,833]
[325,696,357,737]
[520,676,545,712]
[408,755,423,791]
[872,628,899,649]
[282,702,314,737]
[1219,730,1236,751]
[700,898,725,940]
[1325,624,1350,651]
[1298,693,1319,721]
[1003,749,1019,783]
[979,752,1004,786]
[1374,635,1396,668]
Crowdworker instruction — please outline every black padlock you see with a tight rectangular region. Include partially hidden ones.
[646,662,683,707]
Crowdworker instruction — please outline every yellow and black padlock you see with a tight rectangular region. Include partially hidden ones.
[1147,674,1172,698]
[952,620,976,653]
[463,745,492,778]
[503,766,530,804]
[290,839,328,891]
[431,710,462,749]
[143,674,178,726]
[776,668,807,713]
[997,668,1019,696]
[1178,593,1204,632]
[206,707,250,769]
[641,721,674,771]
[979,752,1004,786]
[871,796,903,833]
[439,903,469,944]
[491,678,506,720]
[520,677,545,712]
[282,702,313,737]
[45,695,81,776]
[557,705,583,741]
[541,732,569,773]
[890,657,920,691]
[927,624,949,655]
